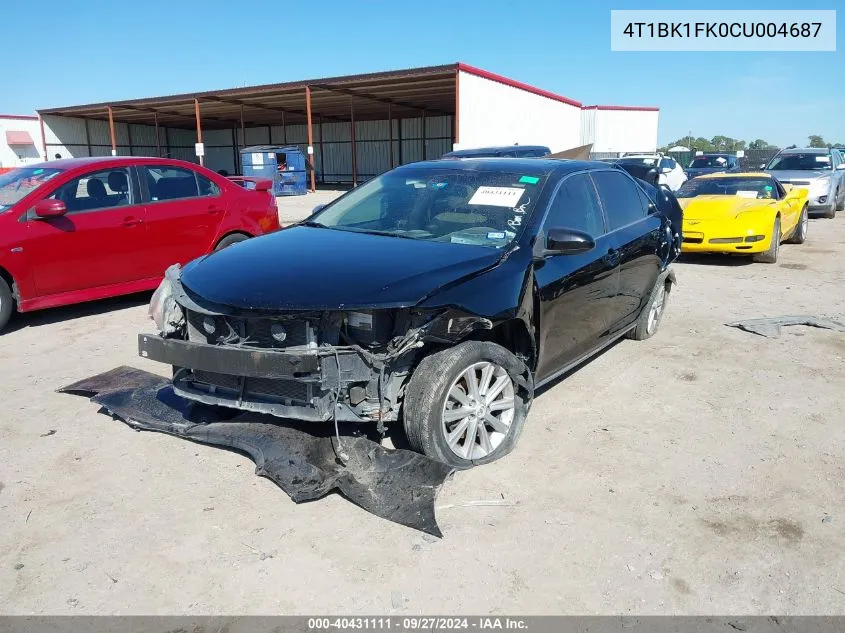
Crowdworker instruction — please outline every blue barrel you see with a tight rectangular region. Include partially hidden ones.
[240,145,307,196]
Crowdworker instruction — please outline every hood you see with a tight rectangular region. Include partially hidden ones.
[678,195,777,221]
[179,226,505,311]
[765,169,831,184]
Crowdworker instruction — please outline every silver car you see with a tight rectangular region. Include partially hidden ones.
[763,148,845,218]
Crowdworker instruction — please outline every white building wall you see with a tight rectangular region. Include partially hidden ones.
[456,71,581,153]
[0,116,45,168]
[587,109,659,154]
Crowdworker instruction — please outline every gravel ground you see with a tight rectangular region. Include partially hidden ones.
[0,200,843,615]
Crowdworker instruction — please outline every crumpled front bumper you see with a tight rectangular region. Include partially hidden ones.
[138,333,379,423]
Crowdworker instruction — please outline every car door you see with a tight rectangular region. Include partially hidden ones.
[140,164,226,277]
[24,166,148,297]
[533,172,621,381]
[660,157,684,190]
[774,179,800,231]
[590,169,664,330]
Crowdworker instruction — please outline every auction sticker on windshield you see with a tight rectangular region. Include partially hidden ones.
[468,186,525,207]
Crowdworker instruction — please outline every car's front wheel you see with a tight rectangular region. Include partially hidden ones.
[753,216,781,263]
[0,277,14,333]
[403,341,531,469]
[787,204,808,244]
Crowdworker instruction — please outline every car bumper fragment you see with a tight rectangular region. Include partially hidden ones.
[58,366,454,537]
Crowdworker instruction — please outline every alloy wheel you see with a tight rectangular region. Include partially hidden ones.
[647,284,666,335]
[441,361,515,460]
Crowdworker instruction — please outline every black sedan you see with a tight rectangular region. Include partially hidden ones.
[140,159,681,469]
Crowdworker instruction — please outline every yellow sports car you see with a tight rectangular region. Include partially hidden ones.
[676,172,809,263]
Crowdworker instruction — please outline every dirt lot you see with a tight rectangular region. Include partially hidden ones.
[1,201,843,615]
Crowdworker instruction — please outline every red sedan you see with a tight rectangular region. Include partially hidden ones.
[0,157,279,331]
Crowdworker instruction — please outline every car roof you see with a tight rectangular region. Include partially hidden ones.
[697,171,770,180]
[21,156,202,171]
[444,145,550,157]
[694,153,734,157]
[779,147,829,154]
[398,157,612,176]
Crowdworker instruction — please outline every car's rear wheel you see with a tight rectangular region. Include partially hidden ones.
[835,189,844,212]
[403,341,530,469]
[753,217,781,263]
[0,277,15,333]
[628,274,671,341]
[787,205,808,244]
[214,232,250,251]
[822,202,837,219]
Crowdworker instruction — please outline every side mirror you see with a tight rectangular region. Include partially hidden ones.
[543,228,596,256]
[34,199,67,218]
[660,166,672,174]
[759,163,766,169]
[836,163,845,170]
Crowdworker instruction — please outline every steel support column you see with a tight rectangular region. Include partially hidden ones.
[282,111,287,145]
[350,102,357,188]
[421,110,427,161]
[318,115,325,185]
[305,86,316,192]
[240,105,246,148]
[107,106,117,156]
[38,115,48,160]
[154,112,161,157]
[231,128,239,175]
[388,103,394,169]
[83,118,92,157]
[194,99,204,166]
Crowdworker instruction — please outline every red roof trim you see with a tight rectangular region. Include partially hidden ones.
[0,114,39,120]
[582,105,659,112]
[457,63,582,108]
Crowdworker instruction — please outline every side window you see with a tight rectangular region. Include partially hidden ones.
[544,173,605,236]
[50,168,133,213]
[659,157,676,170]
[198,174,221,196]
[144,166,200,202]
[590,170,648,231]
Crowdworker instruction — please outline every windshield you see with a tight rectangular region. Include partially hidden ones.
[0,167,63,211]
[617,157,658,167]
[310,168,547,248]
[689,156,730,168]
[676,177,777,199]
[766,153,832,171]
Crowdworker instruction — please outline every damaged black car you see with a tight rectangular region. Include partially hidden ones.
[139,158,681,469]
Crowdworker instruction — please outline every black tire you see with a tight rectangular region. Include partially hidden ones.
[753,217,781,263]
[787,204,808,244]
[836,189,844,212]
[628,273,671,341]
[214,232,250,251]
[822,204,836,219]
[403,341,532,470]
[0,277,14,333]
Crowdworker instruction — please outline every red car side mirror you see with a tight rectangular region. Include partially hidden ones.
[34,199,68,218]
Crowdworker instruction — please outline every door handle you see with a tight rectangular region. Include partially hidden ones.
[122,217,143,227]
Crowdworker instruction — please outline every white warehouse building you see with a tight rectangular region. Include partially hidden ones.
[0,114,46,172]
[30,63,659,188]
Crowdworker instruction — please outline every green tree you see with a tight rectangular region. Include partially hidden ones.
[710,136,746,151]
[748,139,773,150]
[808,135,827,148]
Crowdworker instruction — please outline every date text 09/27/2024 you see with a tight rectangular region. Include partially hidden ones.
[622,22,822,39]
[307,617,528,630]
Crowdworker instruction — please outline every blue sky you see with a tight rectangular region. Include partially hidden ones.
[2,0,842,146]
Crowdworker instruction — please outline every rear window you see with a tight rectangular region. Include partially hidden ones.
[0,167,63,211]
[689,156,731,168]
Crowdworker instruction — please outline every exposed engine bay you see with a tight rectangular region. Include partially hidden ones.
[140,264,495,431]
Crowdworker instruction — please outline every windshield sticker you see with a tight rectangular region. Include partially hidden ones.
[816,156,831,163]
[432,181,448,189]
[519,175,540,185]
[468,186,525,208]
[33,169,44,175]
[736,190,758,198]
[507,197,531,230]
[405,179,427,189]
[487,231,506,239]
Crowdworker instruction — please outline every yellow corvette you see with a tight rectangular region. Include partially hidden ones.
[677,172,809,263]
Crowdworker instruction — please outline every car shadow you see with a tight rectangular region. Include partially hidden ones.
[5,291,153,334]
[533,336,625,399]
[675,253,755,267]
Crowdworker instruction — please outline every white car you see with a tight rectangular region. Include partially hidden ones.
[616,154,688,191]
